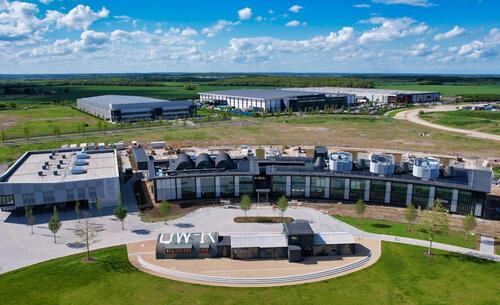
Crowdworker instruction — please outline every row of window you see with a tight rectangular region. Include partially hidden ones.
[0,195,15,206]
[19,187,99,205]
[165,248,192,254]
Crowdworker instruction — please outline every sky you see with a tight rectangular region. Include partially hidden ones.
[0,0,499,74]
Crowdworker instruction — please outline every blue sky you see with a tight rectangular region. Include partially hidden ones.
[0,0,499,74]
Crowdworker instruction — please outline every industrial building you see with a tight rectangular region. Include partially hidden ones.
[198,89,352,112]
[284,87,441,104]
[76,95,196,122]
[150,148,493,218]
[155,222,356,262]
[0,149,120,212]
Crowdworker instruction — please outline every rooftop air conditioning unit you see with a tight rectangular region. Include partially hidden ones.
[412,157,440,180]
[53,171,58,175]
[329,152,353,172]
[369,153,395,176]
[38,171,44,176]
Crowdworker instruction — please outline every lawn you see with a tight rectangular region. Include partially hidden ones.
[420,110,500,135]
[0,243,498,305]
[376,84,500,96]
[335,215,478,249]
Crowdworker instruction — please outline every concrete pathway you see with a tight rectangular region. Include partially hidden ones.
[0,206,498,274]
[479,235,496,255]
[394,104,500,141]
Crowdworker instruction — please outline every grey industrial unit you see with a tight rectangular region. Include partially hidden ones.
[76,95,196,122]
[0,149,120,212]
[199,89,350,112]
[151,147,494,218]
[284,87,441,104]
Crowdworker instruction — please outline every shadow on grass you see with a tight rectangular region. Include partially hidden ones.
[371,223,392,229]
[92,257,136,273]
[131,229,151,235]
[434,252,496,265]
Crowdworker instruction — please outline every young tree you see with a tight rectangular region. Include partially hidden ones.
[420,200,449,255]
[53,126,61,138]
[23,127,30,142]
[114,203,128,230]
[25,206,35,234]
[74,201,81,222]
[277,195,288,221]
[1,129,6,142]
[354,199,366,224]
[74,217,99,261]
[462,213,477,241]
[159,200,171,225]
[404,204,418,231]
[94,199,102,218]
[48,206,62,244]
[240,195,252,217]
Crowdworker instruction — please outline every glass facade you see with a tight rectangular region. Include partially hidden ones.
[412,184,430,208]
[369,180,386,204]
[272,176,287,197]
[180,177,196,200]
[435,187,453,210]
[391,183,407,206]
[199,177,215,199]
[331,178,345,200]
[291,176,306,198]
[457,190,474,215]
[219,176,235,197]
[239,176,254,195]
[310,177,328,199]
[350,179,365,201]
[0,194,14,206]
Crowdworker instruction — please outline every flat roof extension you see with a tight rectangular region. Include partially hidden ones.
[199,89,327,100]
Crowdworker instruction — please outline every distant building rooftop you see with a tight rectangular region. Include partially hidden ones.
[199,89,332,100]
[284,87,440,95]
[77,95,194,108]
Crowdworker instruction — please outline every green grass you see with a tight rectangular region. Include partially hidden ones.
[376,84,500,96]
[420,110,500,135]
[335,215,478,249]
[0,243,498,305]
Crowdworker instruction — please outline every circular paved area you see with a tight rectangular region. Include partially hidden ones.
[394,104,499,141]
[127,238,381,287]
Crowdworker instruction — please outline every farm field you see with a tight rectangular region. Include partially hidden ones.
[376,84,500,96]
[334,215,478,250]
[0,243,498,305]
[420,110,500,135]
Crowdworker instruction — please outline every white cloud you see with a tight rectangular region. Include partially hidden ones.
[0,0,48,41]
[238,7,252,20]
[457,28,499,58]
[202,20,239,38]
[359,17,428,44]
[255,16,263,22]
[353,4,371,8]
[289,5,303,13]
[285,20,302,27]
[39,0,52,4]
[181,27,197,37]
[46,5,109,31]
[434,26,465,41]
[372,0,434,7]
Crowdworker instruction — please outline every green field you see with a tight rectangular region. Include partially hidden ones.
[0,243,498,305]
[335,215,478,249]
[376,84,500,96]
[420,110,500,135]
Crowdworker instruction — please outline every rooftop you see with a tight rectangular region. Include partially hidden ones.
[284,222,315,236]
[1,149,118,183]
[77,95,194,107]
[284,87,440,95]
[230,233,288,248]
[199,89,325,100]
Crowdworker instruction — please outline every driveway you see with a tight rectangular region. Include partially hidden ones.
[394,104,500,141]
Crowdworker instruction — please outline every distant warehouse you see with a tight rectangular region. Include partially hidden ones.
[199,89,354,112]
[77,95,196,123]
[283,87,441,104]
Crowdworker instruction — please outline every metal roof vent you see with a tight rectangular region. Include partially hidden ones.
[413,157,440,180]
[76,152,89,159]
[71,166,87,175]
[38,171,44,176]
[74,159,89,166]
[369,153,395,176]
[329,152,353,172]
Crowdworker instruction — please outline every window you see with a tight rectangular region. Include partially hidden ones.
[88,187,97,199]
[272,176,287,197]
[66,189,75,201]
[369,180,386,204]
[310,177,327,199]
[391,183,408,206]
[331,178,345,200]
[457,190,474,215]
[199,247,209,253]
[412,185,430,209]
[42,191,55,204]
[199,177,215,199]
[239,176,254,195]
[219,176,235,197]
[291,176,305,198]
[435,187,453,211]
[22,193,35,205]
[180,177,196,200]
[350,179,365,201]
[0,195,14,206]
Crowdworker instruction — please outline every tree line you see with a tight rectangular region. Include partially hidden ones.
[208,76,375,88]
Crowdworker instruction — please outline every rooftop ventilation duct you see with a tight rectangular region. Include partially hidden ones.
[71,166,87,175]
[76,152,89,159]
[412,157,440,180]
[313,156,327,169]
[171,153,195,170]
[329,152,353,172]
[369,153,395,176]
[74,159,89,166]
[313,146,328,159]
[215,152,234,170]
[195,153,214,169]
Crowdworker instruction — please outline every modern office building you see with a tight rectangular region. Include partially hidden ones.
[0,149,120,212]
[155,222,356,262]
[198,89,351,112]
[76,95,196,122]
[150,148,493,218]
[284,87,441,104]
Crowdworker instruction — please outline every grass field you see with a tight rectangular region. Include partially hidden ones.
[420,110,500,135]
[0,243,498,305]
[376,84,500,96]
[334,215,478,249]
